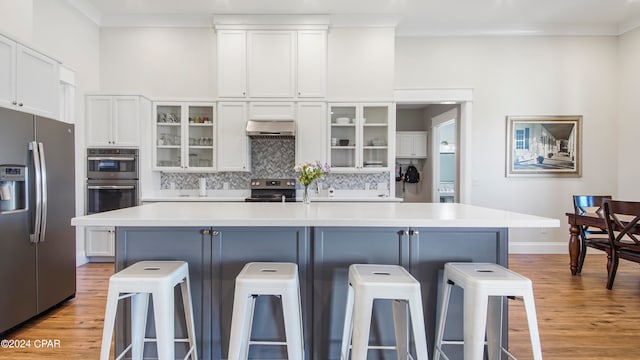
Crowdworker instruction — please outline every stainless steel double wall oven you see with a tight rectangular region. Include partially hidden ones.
[86,148,139,214]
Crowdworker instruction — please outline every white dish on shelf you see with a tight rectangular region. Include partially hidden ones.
[335,117,350,124]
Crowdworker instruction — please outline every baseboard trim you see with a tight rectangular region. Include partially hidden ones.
[509,242,568,254]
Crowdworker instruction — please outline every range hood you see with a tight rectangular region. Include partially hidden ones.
[246,120,295,137]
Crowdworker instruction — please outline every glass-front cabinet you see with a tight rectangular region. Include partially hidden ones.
[328,103,392,171]
[153,102,216,171]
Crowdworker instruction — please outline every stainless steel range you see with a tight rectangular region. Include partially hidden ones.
[245,178,296,202]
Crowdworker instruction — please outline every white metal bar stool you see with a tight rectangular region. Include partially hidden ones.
[100,261,197,360]
[227,262,304,360]
[340,264,428,360]
[433,262,542,360]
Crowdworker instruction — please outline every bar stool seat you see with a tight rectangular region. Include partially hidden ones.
[340,264,428,360]
[227,262,304,360]
[433,262,542,360]
[100,261,197,360]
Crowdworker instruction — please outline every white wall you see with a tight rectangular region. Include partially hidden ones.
[396,36,618,250]
[0,0,33,41]
[617,27,640,201]
[328,27,395,100]
[100,27,217,99]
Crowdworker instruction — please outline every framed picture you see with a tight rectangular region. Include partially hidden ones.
[506,115,582,177]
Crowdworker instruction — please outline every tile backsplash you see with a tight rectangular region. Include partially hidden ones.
[160,138,390,190]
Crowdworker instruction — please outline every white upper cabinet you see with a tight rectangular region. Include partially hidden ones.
[396,131,428,159]
[297,30,327,98]
[248,31,296,98]
[0,36,17,111]
[217,30,247,98]
[0,34,59,119]
[217,102,250,171]
[86,95,146,147]
[216,27,327,99]
[296,102,327,164]
[329,103,392,172]
[249,102,295,120]
[153,101,216,171]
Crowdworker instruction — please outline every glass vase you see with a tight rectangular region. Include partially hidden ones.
[303,185,311,204]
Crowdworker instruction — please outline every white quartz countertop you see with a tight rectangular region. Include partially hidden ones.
[72,202,560,228]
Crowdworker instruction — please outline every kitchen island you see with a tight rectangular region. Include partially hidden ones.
[72,202,558,360]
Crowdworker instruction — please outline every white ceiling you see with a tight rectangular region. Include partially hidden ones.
[72,0,640,35]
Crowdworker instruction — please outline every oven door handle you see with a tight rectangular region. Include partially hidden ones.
[87,156,136,161]
[87,185,136,190]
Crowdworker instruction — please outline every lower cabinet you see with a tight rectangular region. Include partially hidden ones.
[115,227,213,359]
[84,226,115,257]
[312,227,409,360]
[212,227,310,359]
[409,228,508,360]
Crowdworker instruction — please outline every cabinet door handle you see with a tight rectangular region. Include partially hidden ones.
[398,230,409,236]
[201,229,210,235]
[211,230,219,236]
[12,100,17,105]
[18,102,23,107]
[410,230,420,236]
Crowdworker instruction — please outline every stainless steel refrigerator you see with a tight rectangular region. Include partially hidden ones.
[0,107,76,333]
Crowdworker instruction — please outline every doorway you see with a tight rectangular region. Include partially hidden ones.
[394,87,472,203]
[395,105,460,202]
[431,110,458,203]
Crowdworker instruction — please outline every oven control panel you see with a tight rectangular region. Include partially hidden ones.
[250,179,296,189]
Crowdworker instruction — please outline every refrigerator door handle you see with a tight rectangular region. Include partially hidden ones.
[38,142,47,242]
[30,141,42,244]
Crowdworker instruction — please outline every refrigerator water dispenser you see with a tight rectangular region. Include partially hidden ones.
[0,165,26,213]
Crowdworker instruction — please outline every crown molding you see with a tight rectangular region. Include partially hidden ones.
[213,14,330,26]
[395,23,625,37]
[65,0,101,26]
[101,14,213,28]
[618,18,640,35]
[328,14,401,28]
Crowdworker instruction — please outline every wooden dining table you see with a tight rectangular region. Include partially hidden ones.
[566,212,607,275]
[566,211,640,275]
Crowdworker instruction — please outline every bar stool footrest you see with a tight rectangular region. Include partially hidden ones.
[248,340,289,346]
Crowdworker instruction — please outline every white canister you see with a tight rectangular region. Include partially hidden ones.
[199,178,207,197]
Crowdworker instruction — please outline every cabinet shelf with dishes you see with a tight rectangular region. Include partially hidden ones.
[153,102,216,171]
[328,103,393,172]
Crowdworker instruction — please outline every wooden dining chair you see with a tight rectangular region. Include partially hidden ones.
[572,195,612,273]
[602,199,640,289]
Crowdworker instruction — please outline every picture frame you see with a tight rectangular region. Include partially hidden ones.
[506,115,582,177]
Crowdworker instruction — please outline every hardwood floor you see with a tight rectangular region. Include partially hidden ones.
[0,254,638,359]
